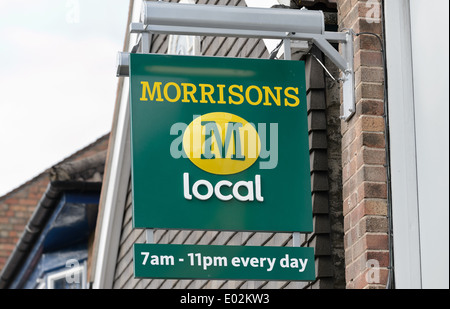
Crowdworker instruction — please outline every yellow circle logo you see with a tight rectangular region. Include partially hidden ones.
[183,112,261,175]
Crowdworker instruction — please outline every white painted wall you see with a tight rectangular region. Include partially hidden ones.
[385,0,449,289]
[409,0,449,289]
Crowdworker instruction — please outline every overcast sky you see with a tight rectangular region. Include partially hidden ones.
[0,0,130,196]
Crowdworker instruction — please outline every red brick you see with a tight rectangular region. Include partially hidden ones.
[342,147,350,165]
[0,243,16,252]
[360,216,388,234]
[357,147,386,167]
[3,198,19,204]
[340,2,360,29]
[357,182,387,201]
[360,132,385,148]
[345,258,362,283]
[349,15,383,38]
[359,116,385,133]
[366,250,390,268]
[357,0,382,16]
[349,203,365,228]
[355,34,383,52]
[349,199,387,230]
[367,232,388,251]
[344,212,351,232]
[343,156,358,183]
[356,82,384,102]
[360,199,387,216]
[17,199,37,206]
[354,249,388,276]
[361,50,383,67]
[338,0,352,22]
[345,247,353,265]
[343,172,357,200]
[358,17,383,34]
[356,99,384,116]
[13,224,26,232]
[355,165,386,183]
[352,233,388,259]
[353,268,389,289]
[8,231,19,238]
[359,66,384,84]
[345,225,360,250]
[343,192,358,217]
[342,124,356,149]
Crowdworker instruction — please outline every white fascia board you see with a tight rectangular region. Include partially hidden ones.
[92,0,141,289]
[384,0,422,289]
[92,78,131,289]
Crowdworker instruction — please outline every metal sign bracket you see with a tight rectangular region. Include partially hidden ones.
[119,2,355,120]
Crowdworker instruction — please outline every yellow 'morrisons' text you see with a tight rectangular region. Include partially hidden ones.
[140,81,300,107]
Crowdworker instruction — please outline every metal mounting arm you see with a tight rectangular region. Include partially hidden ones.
[117,1,355,120]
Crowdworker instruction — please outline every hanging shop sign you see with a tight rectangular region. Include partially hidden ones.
[129,53,312,232]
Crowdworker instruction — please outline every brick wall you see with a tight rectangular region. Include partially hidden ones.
[0,134,110,272]
[0,176,49,270]
[337,0,389,288]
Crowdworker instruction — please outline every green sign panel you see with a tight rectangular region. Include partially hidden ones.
[134,243,315,281]
[130,54,312,232]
